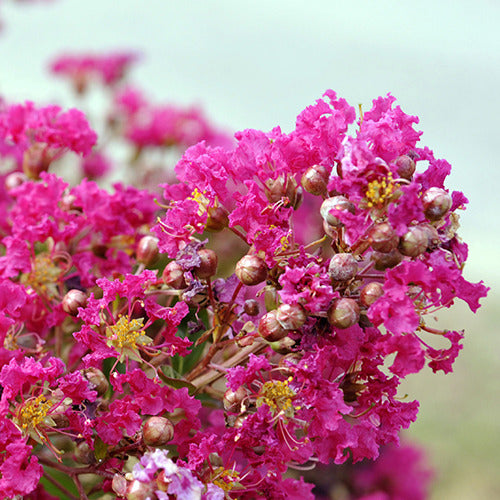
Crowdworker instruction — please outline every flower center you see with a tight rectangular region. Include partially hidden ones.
[256,378,297,417]
[22,253,62,299]
[365,173,397,208]
[106,315,146,350]
[212,468,240,492]
[17,395,53,435]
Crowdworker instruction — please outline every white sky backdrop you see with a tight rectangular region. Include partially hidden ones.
[0,0,499,284]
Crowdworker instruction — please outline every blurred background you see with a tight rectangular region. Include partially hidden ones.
[1,1,498,497]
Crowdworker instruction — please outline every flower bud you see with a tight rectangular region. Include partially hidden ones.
[327,298,360,329]
[373,249,403,271]
[235,255,267,285]
[269,336,296,354]
[74,441,95,465]
[142,416,174,446]
[258,310,288,342]
[368,222,398,253]
[136,236,159,266]
[276,303,306,330]
[223,386,247,412]
[421,223,441,249]
[126,479,156,500]
[360,282,384,307]
[422,187,452,221]
[243,299,260,316]
[162,261,186,289]
[205,205,229,232]
[82,367,109,396]
[399,226,428,257]
[301,164,329,196]
[394,155,416,180]
[194,249,218,279]
[5,172,27,191]
[320,196,355,227]
[265,175,303,209]
[328,253,358,281]
[62,289,88,316]
[112,474,128,498]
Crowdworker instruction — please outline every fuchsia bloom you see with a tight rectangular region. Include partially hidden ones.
[0,86,488,498]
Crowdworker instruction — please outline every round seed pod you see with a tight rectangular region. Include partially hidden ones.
[223,386,247,412]
[62,289,88,316]
[320,196,355,227]
[194,249,218,279]
[301,164,329,196]
[327,298,360,329]
[368,222,398,253]
[205,205,229,232]
[276,303,307,330]
[328,253,358,281]
[162,261,186,289]
[82,367,109,396]
[258,310,288,342]
[360,282,384,307]
[142,416,174,446]
[235,255,267,286]
[373,249,403,271]
[243,299,260,316]
[421,223,441,249]
[422,187,452,221]
[136,236,159,266]
[399,226,428,257]
[394,155,416,180]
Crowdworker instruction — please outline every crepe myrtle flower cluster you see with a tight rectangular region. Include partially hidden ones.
[0,87,488,499]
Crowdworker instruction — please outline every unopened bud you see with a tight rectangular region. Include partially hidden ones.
[243,299,260,316]
[329,253,358,281]
[194,249,218,279]
[162,261,186,289]
[5,172,27,190]
[320,196,355,227]
[142,416,174,446]
[327,298,360,329]
[223,386,247,412]
[421,223,441,249]
[235,255,267,285]
[74,441,95,465]
[206,205,229,232]
[360,282,384,307]
[369,223,398,253]
[83,367,109,396]
[276,303,306,330]
[265,175,303,209]
[395,155,416,180]
[373,249,403,271]
[301,164,329,196]
[136,236,159,266]
[269,336,296,354]
[112,474,128,498]
[62,289,87,316]
[126,479,156,500]
[422,187,452,221]
[399,226,428,257]
[258,310,288,342]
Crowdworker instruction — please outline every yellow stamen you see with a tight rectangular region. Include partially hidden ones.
[365,173,397,208]
[17,395,53,436]
[256,377,298,418]
[106,315,146,350]
[21,253,62,299]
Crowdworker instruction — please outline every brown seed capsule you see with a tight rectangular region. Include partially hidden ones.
[162,261,186,289]
[265,175,303,209]
[205,205,229,232]
[223,386,247,412]
[327,298,360,329]
[373,249,403,271]
[62,289,88,316]
[399,226,428,257]
[421,223,441,249]
[422,187,452,221]
[394,155,416,180]
[320,196,355,227]
[243,299,260,316]
[360,282,384,307]
[276,303,306,330]
[194,249,218,279]
[136,236,159,266]
[82,367,109,396]
[301,164,329,196]
[142,416,174,446]
[328,253,358,281]
[258,310,288,342]
[368,223,398,253]
[235,255,267,285]
[126,479,156,500]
